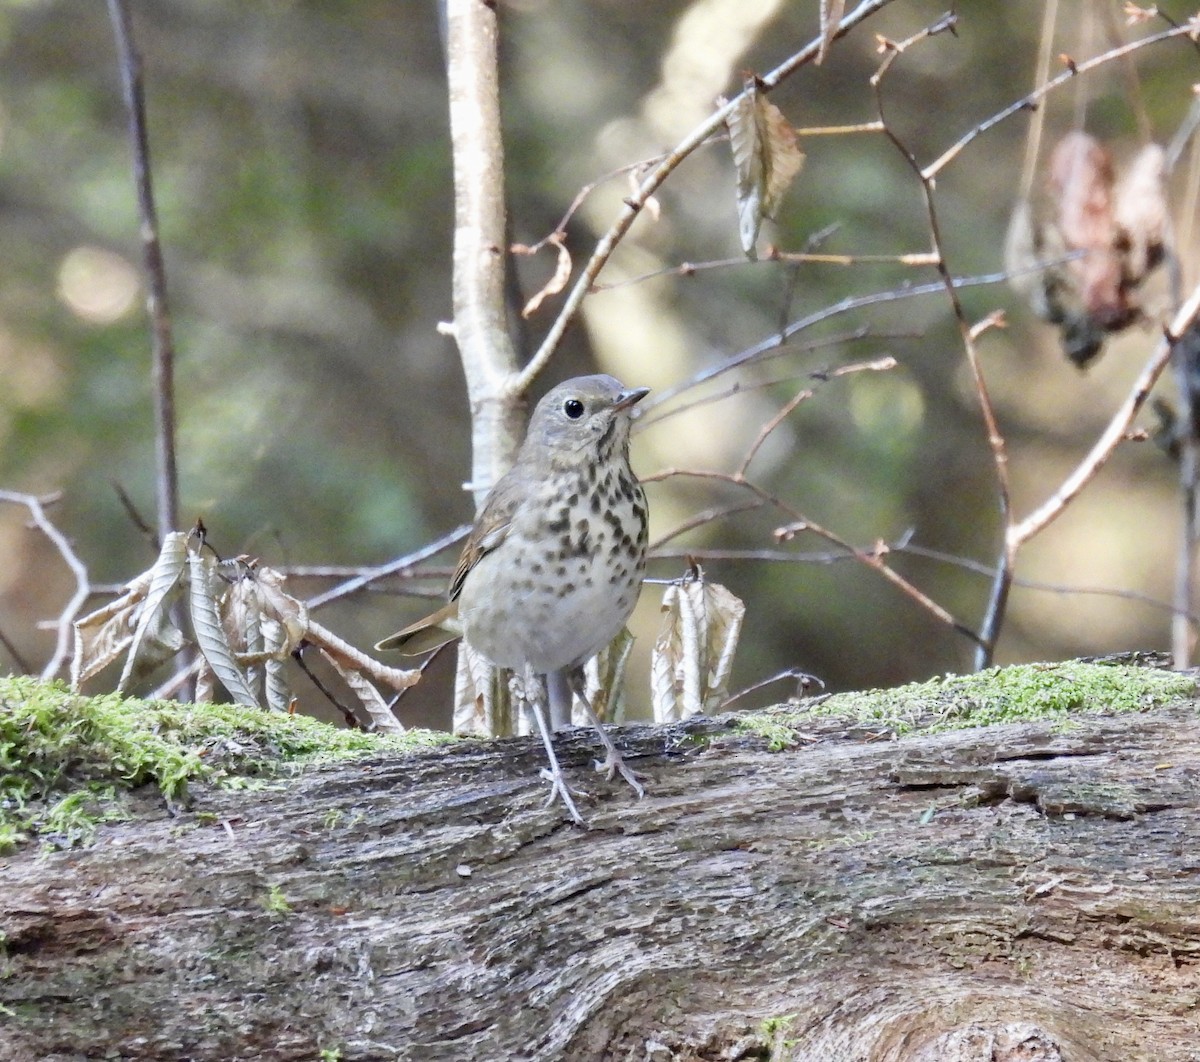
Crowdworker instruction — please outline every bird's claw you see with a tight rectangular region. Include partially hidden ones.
[538,766,588,827]
[593,749,645,800]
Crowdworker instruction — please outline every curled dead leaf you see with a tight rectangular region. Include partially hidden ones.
[520,234,573,318]
[651,570,745,722]
[1114,143,1168,285]
[1008,132,1171,368]
[725,78,805,259]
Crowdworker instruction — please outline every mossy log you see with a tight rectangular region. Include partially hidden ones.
[2,664,1199,1061]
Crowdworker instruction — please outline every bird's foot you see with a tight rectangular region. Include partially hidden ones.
[593,747,645,800]
[538,766,588,827]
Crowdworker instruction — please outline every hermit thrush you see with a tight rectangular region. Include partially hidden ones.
[376,374,650,823]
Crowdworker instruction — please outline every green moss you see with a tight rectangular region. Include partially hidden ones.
[758,1013,798,1052]
[737,715,802,751]
[739,661,1197,743]
[0,675,452,852]
[263,882,292,916]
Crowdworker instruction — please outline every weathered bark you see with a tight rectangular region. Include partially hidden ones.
[3,698,1200,1061]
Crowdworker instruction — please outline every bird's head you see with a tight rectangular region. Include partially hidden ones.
[525,374,649,463]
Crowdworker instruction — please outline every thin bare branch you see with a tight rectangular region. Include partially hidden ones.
[105,0,178,540]
[643,258,1068,413]
[738,385,815,479]
[869,12,1016,669]
[924,23,1198,181]
[721,668,823,709]
[648,501,767,552]
[304,524,471,610]
[650,540,1196,624]
[0,624,31,674]
[644,466,981,648]
[900,541,1198,622]
[793,120,884,136]
[0,491,92,681]
[522,152,673,256]
[592,247,938,293]
[1009,285,1200,546]
[774,516,983,647]
[736,357,896,477]
[292,643,365,731]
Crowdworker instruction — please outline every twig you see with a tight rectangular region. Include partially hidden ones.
[736,357,896,478]
[642,257,1072,413]
[721,668,824,709]
[898,541,1198,622]
[591,248,936,293]
[649,541,1197,623]
[0,491,92,681]
[644,467,981,647]
[648,501,767,552]
[522,152,673,256]
[292,643,365,730]
[1010,288,1200,545]
[792,120,884,137]
[635,331,896,431]
[110,480,158,550]
[869,13,1012,668]
[0,624,31,675]
[923,22,1198,180]
[304,524,471,610]
[281,565,451,582]
[148,657,203,702]
[1101,1,1152,143]
[106,0,178,540]
[737,385,815,479]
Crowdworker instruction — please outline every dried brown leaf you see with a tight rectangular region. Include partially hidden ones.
[1048,131,1127,328]
[261,617,291,713]
[521,234,573,318]
[222,572,265,701]
[117,531,188,694]
[726,79,805,258]
[308,618,420,693]
[317,644,405,735]
[651,574,745,722]
[188,550,259,708]
[253,567,310,651]
[71,569,153,689]
[582,627,635,725]
[1114,142,1169,285]
[1004,197,1065,323]
[194,661,217,704]
[454,641,495,736]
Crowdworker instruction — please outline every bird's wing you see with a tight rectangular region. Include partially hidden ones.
[447,471,520,601]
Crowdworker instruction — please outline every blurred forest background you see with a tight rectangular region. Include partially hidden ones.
[0,0,1197,727]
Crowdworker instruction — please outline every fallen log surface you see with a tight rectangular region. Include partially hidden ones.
[3,674,1200,1061]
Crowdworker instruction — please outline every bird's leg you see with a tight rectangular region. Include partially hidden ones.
[514,666,587,827]
[546,668,574,731]
[566,666,645,800]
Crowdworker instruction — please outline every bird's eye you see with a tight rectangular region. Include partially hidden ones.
[563,398,585,419]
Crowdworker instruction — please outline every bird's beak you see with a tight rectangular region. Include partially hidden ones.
[613,386,650,413]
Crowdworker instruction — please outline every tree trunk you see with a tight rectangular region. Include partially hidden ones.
[3,694,1200,1061]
